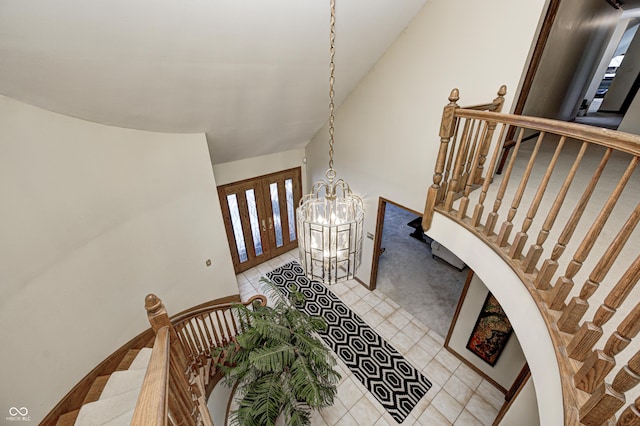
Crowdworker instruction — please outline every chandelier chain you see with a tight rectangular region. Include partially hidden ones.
[327,0,336,180]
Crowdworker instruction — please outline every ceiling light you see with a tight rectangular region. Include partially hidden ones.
[297,0,365,285]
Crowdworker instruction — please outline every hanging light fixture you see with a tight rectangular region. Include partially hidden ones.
[297,0,364,285]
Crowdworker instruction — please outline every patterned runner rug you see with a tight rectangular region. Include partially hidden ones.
[266,261,432,423]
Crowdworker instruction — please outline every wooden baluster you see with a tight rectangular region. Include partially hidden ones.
[612,350,640,395]
[475,86,507,182]
[558,204,640,333]
[458,122,487,219]
[509,136,566,259]
[422,89,460,232]
[547,156,638,310]
[471,123,508,227]
[460,120,484,193]
[496,132,545,247]
[567,255,640,360]
[206,312,223,347]
[445,118,474,211]
[579,382,625,426]
[522,142,588,273]
[440,119,462,202]
[484,127,525,236]
[574,301,640,393]
[198,314,215,352]
[618,395,640,426]
[534,148,612,290]
[215,310,229,345]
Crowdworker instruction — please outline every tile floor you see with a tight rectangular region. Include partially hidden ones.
[235,251,503,426]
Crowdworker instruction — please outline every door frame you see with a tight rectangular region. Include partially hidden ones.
[217,167,302,274]
[369,197,424,291]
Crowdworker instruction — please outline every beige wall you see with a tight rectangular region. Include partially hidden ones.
[602,26,640,112]
[447,274,526,390]
[305,0,548,288]
[619,90,640,133]
[523,0,621,120]
[212,148,307,189]
[0,96,239,422]
[498,377,540,426]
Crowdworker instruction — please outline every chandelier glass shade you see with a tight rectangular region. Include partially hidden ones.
[297,175,364,284]
[297,0,364,285]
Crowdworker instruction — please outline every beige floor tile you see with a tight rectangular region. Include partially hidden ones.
[363,392,386,415]
[362,291,383,308]
[337,377,365,409]
[409,394,431,419]
[417,333,445,358]
[309,409,329,426]
[423,359,453,386]
[390,331,415,354]
[403,321,427,342]
[405,345,434,371]
[444,375,474,406]
[351,298,373,316]
[431,390,464,423]
[349,395,383,425]
[454,409,484,426]
[376,320,399,341]
[453,363,483,391]
[435,349,461,373]
[362,309,385,328]
[243,267,262,281]
[428,329,446,345]
[336,411,359,426]
[352,283,371,298]
[374,300,396,318]
[388,310,411,329]
[373,416,393,426]
[417,404,452,425]
[320,398,348,425]
[475,380,505,411]
[340,291,360,306]
[411,318,431,333]
[424,382,442,402]
[331,283,349,296]
[465,394,498,426]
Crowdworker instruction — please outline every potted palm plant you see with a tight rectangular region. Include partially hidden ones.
[217,278,341,426]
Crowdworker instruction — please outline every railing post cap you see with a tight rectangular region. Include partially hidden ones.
[498,85,507,97]
[145,294,162,313]
[449,88,460,104]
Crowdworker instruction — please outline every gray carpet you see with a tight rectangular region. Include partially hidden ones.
[376,203,467,338]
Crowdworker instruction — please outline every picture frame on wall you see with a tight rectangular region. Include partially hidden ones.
[466,292,513,366]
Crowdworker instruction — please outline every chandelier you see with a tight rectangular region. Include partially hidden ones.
[297,0,364,285]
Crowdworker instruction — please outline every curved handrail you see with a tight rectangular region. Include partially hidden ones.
[423,87,640,425]
[455,109,640,156]
[132,326,170,426]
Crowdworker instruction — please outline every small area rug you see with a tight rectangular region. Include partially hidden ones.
[266,261,432,423]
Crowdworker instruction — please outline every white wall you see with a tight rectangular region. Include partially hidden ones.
[305,0,548,286]
[212,148,306,189]
[498,377,540,426]
[0,96,239,422]
[619,90,640,133]
[428,214,562,425]
[523,0,621,120]
[447,274,526,390]
[602,25,640,111]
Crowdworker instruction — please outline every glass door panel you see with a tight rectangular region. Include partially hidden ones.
[218,167,302,273]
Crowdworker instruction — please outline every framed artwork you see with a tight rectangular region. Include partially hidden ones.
[466,292,512,366]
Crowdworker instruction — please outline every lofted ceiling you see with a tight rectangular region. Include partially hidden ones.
[0,0,428,164]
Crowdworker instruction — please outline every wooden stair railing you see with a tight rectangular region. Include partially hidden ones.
[423,87,640,426]
[133,294,267,425]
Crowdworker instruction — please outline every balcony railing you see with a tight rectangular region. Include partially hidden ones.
[423,87,640,425]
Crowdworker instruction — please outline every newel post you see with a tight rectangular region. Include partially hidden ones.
[422,88,459,232]
[145,294,172,332]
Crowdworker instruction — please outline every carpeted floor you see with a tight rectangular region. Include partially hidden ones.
[376,203,468,338]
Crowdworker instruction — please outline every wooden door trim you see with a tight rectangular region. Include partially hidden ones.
[369,197,424,291]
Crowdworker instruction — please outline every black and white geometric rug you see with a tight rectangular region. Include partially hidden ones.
[266,261,432,423]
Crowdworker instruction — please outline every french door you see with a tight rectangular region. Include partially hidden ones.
[218,167,302,274]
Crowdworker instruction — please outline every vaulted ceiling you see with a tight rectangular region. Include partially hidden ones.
[0,0,428,163]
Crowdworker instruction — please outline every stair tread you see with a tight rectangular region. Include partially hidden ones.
[100,368,147,400]
[83,375,110,404]
[127,347,152,370]
[56,409,80,426]
[115,349,140,371]
[75,388,139,425]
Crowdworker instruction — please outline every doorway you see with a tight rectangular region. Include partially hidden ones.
[218,167,302,274]
[370,198,469,337]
